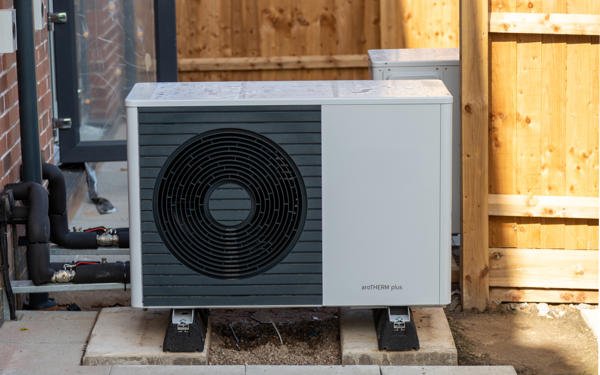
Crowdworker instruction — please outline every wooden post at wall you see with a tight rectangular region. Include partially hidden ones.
[461,0,489,311]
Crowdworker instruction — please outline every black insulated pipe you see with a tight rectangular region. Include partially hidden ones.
[15,0,42,183]
[50,262,130,284]
[6,182,53,285]
[42,163,97,248]
[115,228,129,248]
[73,262,130,284]
[16,0,50,306]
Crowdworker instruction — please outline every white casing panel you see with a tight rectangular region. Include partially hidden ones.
[33,0,45,30]
[369,49,461,235]
[126,80,452,307]
[126,106,143,307]
[322,104,451,306]
[0,10,17,54]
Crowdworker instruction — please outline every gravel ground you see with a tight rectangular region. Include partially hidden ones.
[207,308,341,365]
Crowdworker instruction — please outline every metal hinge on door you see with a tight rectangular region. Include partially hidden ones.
[47,12,67,31]
[53,117,71,130]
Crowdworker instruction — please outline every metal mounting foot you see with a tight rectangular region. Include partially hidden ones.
[163,309,209,352]
[373,306,419,351]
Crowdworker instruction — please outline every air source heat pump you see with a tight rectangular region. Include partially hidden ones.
[369,48,460,237]
[126,80,452,310]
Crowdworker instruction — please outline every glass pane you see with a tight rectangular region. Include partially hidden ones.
[74,0,156,141]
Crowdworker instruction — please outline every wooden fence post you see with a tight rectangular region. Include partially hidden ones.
[461,0,489,311]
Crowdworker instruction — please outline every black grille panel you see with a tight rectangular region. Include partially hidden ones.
[154,129,307,279]
[138,106,322,307]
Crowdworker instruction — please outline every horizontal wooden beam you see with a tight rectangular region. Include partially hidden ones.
[490,12,600,35]
[488,194,599,219]
[489,248,598,290]
[490,287,598,304]
[178,54,369,72]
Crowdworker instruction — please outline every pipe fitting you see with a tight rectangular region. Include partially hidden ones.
[51,268,75,283]
[96,232,120,247]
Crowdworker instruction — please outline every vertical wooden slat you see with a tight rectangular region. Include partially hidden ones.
[564,0,598,250]
[364,0,381,51]
[379,0,459,49]
[514,0,542,248]
[221,1,233,57]
[564,36,589,249]
[379,0,401,48]
[206,0,221,58]
[461,0,489,311]
[489,0,517,250]
[319,0,338,55]
[336,0,352,54]
[306,0,322,58]
[246,0,261,57]
[257,0,276,59]
[539,0,567,249]
[443,0,460,46]
[587,0,599,250]
[231,0,245,57]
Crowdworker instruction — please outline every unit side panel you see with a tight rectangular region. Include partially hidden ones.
[322,104,444,306]
[441,66,461,234]
[376,66,459,235]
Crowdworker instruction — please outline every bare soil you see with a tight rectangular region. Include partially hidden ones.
[446,304,598,375]
[207,308,341,365]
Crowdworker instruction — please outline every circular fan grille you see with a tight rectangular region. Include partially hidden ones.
[154,129,306,279]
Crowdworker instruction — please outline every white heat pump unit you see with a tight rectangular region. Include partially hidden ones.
[126,80,452,309]
[369,48,460,237]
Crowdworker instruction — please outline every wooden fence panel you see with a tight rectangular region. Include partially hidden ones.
[380,0,459,48]
[175,0,459,81]
[489,1,599,252]
[485,0,599,306]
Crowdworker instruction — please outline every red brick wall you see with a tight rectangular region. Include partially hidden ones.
[81,1,125,126]
[0,0,54,286]
[0,0,54,191]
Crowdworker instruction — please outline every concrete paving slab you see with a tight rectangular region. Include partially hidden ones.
[0,311,100,373]
[580,308,599,339]
[70,161,129,229]
[83,307,211,366]
[0,342,109,375]
[381,366,517,375]
[110,365,245,374]
[340,308,457,366]
[246,365,381,375]
[0,311,98,345]
[1,365,111,375]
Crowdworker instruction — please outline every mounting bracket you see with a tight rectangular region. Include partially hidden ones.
[163,308,209,352]
[373,306,420,351]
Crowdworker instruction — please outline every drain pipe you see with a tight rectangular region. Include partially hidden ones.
[15,0,51,307]
[15,1,43,182]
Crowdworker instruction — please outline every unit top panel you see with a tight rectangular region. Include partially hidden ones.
[126,80,452,107]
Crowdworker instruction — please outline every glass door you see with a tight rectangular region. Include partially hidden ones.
[51,0,156,162]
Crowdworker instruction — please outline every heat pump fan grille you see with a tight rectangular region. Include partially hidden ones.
[154,129,307,279]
